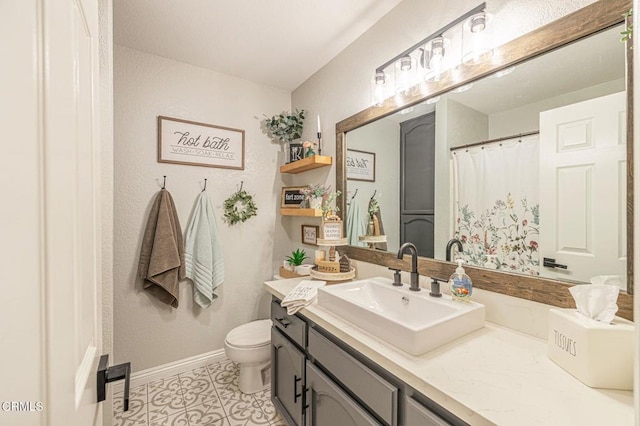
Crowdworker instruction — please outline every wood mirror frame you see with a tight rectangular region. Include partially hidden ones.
[335,0,634,320]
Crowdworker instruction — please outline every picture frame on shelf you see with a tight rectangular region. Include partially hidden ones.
[288,143,304,163]
[301,225,319,246]
[281,186,306,208]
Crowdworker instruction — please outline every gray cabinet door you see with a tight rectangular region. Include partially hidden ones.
[404,397,452,426]
[305,361,381,426]
[272,327,305,426]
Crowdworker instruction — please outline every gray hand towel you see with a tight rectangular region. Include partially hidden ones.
[138,189,185,307]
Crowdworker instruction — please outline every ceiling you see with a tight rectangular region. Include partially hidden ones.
[114,0,403,91]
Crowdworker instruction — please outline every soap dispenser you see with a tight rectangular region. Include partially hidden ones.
[450,259,472,301]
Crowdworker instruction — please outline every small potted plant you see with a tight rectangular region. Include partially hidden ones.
[285,248,308,270]
[284,248,313,276]
[300,183,330,209]
[263,109,306,163]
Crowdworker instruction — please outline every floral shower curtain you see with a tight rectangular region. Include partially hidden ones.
[452,134,540,275]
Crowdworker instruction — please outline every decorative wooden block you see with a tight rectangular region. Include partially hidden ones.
[321,219,343,241]
[317,260,340,273]
[339,254,351,273]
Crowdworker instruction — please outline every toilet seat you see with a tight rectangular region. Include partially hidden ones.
[225,319,271,349]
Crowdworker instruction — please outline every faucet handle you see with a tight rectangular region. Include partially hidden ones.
[429,277,446,298]
[388,267,403,286]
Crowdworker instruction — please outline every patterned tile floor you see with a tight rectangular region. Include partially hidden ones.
[113,360,286,426]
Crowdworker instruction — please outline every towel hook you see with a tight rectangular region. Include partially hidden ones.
[239,181,244,191]
[350,188,358,201]
[370,189,377,200]
[202,179,207,192]
[162,175,167,189]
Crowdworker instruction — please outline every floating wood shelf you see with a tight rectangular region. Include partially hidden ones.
[279,155,332,174]
[280,208,323,217]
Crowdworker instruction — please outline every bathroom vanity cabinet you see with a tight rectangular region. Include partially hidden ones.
[270,297,459,426]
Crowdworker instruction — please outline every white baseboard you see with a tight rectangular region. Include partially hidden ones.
[112,349,228,394]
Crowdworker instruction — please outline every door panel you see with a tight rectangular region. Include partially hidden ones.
[401,215,435,258]
[49,0,102,416]
[539,92,626,282]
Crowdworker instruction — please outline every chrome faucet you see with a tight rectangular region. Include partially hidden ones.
[397,242,420,291]
[446,238,463,262]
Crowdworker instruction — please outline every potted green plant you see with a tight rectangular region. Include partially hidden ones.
[285,248,308,269]
[263,109,306,163]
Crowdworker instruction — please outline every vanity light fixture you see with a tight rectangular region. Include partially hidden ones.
[371,2,488,106]
[395,54,417,94]
[371,70,389,107]
[462,11,494,64]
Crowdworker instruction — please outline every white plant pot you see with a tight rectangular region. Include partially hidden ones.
[295,264,314,276]
[309,197,322,209]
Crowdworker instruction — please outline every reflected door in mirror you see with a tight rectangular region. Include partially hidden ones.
[400,113,436,257]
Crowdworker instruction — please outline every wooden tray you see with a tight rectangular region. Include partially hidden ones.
[309,267,356,283]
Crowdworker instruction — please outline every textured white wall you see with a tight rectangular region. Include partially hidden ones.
[113,45,290,371]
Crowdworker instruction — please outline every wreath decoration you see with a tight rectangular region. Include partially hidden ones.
[223,189,258,225]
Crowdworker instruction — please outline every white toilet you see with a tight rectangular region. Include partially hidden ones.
[224,319,272,394]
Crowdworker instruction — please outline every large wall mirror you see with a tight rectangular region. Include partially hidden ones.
[336,0,633,319]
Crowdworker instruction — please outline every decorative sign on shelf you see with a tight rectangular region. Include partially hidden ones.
[321,220,343,241]
[346,149,375,182]
[158,116,245,170]
[288,143,304,163]
[281,187,306,208]
[301,225,319,246]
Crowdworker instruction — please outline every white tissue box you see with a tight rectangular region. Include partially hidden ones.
[547,308,634,390]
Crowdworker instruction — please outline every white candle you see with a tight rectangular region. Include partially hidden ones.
[317,115,321,133]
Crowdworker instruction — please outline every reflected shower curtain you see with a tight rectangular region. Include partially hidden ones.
[452,135,540,275]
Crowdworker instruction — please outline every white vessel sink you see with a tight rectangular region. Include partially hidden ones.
[317,277,485,355]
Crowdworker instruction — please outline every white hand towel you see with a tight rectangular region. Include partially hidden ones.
[281,280,326,314]
[184,192,225,307]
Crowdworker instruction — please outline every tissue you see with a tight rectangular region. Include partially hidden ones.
[568,284,619,324]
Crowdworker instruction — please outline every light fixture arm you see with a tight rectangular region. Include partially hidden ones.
[375,2,486,73]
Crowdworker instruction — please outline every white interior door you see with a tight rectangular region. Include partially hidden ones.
[0,0,103,424]
[539,92,626,284]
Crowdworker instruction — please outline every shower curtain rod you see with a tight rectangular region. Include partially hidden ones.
[450,130,539,152]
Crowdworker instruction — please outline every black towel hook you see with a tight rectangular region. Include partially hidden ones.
[371,189,377,200]
[202,179,207,192]
[350,188,358,201]
[162,175,167,189]
[239,181,244,191]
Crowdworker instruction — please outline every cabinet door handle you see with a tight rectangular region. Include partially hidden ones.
[302,386,309,410]
[293,375,302,403]
[274,317,291,328]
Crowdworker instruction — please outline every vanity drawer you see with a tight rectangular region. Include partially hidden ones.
[308,327,398,425]
[271,299,306,348]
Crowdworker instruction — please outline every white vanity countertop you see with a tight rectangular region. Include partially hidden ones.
[264,278,634,426]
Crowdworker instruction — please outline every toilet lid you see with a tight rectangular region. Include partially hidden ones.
[226,319,272,348]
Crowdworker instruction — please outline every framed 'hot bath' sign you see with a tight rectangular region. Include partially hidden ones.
[158,116,245,170]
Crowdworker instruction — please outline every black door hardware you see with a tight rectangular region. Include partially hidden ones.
[543,257,568,269]
[97,354,131,411]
